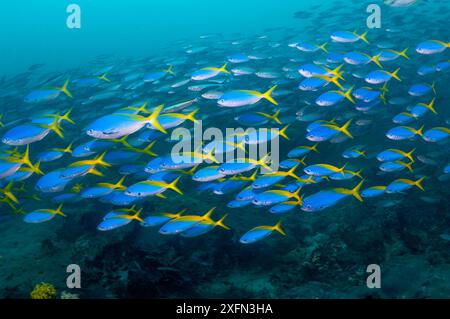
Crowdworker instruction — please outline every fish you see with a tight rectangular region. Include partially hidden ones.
[386,177,425,193]
[239,220,286,244]
[301,180,363,212]
[422,127,450,142]
[331,31,369,44]
[23,204,66,224]
[191,63,230,81]
[24,79,72,103]
[386,125,424,140]
[218,85,278,107]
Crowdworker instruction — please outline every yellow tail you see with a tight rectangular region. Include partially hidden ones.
[261,85,278,105]
[164,65,175,75]
[40,118,64,139]
[203,207,216,219]
[318,42,328,53]
[257,109,282,124]
[415,125,424,137]
[390,68,401,82]
[54,204,67,217]
[59,79,73,98]
[143,104,167,134]
[398,48,409,59]
[185,109,200,124]
[279,125,290,140]
[400,161,413,173]
[414,177,425,191]
[357,31,369,44]
[215,214,231,230]
[273,220,286,236]
[219,63,230,74]
[339,119,353,139]
[98,73,111,82]
[423,98,437,114]
[168,176,183,195]
[405,148,415,163]
[352,180,364,202]
[0,181,19,204]
[141,141,157,157]
[371,54,383,68]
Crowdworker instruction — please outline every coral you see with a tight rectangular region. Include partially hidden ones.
[30,282,57,299]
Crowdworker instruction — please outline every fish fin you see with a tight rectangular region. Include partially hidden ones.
[329,75,344,90]
[204,207,216,219]
[310,143,319,153]
[273,220,286,236]
[357,31,369,44]
[356,150,366,158]
[142,141,158,156]
[416,125,425,137]
[156,193,167,199]
[342,86,355,104]
[219,63,230,74]
[287,164,300,179]
[41,118,65,139]
[55,204,67,217]
[328,64,345,80]
[426,97,437,114]
[270,109,282,124]
[415,177,425,191]
[279,124,290,140]
[431,81,436,95]
[115,175,127,189]
[318,42,328,53]
[19,145,34,170]
[339,163,347,176]
[399,48,410,59]
[32,161,44,175]
[95,152,111,168]
[204,146,219,164]
[98,73,111,82]
[257,154,272,172]
[352,180,364,202]
[0,181,19,204]
[339,119,353,138]
[60,108,75,125]
[402,161,413,173]
[164,65,175,75]
[168,176,183,195]
[406,148,416,163]
[216,214,230,230]
[185,108,200,124]
[354,169,364,179]
[145,104,167,134]
[371,54,383,68]
[59,79,73,98]
[261,85,278,105]
[89,168,104,177]
[390,68,401,82]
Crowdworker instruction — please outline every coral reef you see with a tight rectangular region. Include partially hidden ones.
[30,282,57,299]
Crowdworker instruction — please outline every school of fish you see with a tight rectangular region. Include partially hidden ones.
[0,3,449,245]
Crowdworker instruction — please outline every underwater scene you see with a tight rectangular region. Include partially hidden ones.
[0,0,449,300]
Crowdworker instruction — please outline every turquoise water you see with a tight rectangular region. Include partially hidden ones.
[0,0,304,76]
[0,0,450,299]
